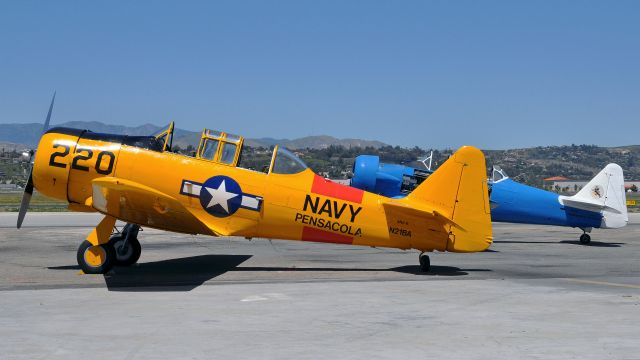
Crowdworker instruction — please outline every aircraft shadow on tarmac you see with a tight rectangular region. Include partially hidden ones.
[493,240,625,247]
[235,265,489,277]
[391,265,491,276]
[49,255,252,292]
[558,240,624,247]
[104,254,252,291]
[48,254,491,291]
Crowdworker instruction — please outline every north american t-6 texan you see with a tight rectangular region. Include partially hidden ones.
[17,96,492,274]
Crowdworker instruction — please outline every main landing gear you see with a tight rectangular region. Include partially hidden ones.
[77,240,116,275]
[110,223,141,266]
[76,216,142,274]
[579,228,592,245]
[419,252,431,272]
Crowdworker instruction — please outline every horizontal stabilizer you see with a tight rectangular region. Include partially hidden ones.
[560,198,621,214]
[382,202,463,230]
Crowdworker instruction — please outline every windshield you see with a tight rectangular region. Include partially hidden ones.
[492,166,509,182]
[271,147,308,174]
[153,122,174,152]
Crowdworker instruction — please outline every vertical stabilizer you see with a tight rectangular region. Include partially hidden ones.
[561,164,628,229]
[405,146,492,252]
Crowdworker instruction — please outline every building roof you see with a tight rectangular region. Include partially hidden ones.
[543,176,570,181]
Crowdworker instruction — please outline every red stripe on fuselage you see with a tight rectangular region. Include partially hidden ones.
[301,226,353,245]
[311,175,364,204]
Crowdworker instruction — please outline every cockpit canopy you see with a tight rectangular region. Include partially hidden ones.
[197,129,244,166]
[151,123,309,174]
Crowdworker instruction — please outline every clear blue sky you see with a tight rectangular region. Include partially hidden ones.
[1,1,638,149]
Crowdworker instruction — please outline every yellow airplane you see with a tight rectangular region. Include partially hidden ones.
[18,101,492,274]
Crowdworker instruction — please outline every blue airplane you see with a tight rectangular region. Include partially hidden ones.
[349,155,628,244]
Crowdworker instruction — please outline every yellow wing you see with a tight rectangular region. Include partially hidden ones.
[87,177,216,236]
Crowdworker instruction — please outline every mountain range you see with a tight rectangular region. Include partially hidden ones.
[2,121,640,185]
[0,121,387,150]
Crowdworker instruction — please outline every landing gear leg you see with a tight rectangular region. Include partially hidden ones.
[579,228,592,245]
[77,215,117,274]
[109,223,142,266]
[419,252,431,272]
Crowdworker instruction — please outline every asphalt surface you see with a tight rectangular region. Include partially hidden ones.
[1,212,639,359]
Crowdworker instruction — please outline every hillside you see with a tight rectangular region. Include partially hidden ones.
[294,145,640,184]
[483,145,640,185]
[1,121,639,187]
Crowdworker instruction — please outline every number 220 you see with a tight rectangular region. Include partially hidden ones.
[49,144,115,175]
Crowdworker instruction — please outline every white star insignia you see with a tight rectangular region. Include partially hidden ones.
[204,180,239,213]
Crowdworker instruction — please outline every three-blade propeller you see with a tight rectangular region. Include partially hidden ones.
[17,92,56,229]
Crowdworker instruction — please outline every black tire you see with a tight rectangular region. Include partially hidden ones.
[580,234,591,245]
[76,240,116,274]
[109,235,141,266]
[419,254,431,272]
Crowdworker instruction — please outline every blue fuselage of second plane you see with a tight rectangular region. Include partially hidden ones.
[347,154,615,230]
[490,179,602,228]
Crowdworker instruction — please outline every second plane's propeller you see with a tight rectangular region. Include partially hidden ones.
[17,92,56,229]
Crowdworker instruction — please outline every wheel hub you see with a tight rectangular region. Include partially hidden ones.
[84,246,106,267]
[114,240,132,259]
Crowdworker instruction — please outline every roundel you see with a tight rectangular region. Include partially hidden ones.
[199,176,243,218]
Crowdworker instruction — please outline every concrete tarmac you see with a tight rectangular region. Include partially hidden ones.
[1,213,639,359]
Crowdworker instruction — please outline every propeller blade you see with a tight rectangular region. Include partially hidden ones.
[43,91,56,134]
[17,91,56,229]
[17,174,33,229]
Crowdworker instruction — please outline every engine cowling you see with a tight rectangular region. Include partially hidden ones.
[350,155,430,198]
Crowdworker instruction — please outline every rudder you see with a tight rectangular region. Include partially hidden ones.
[406,146,492,252]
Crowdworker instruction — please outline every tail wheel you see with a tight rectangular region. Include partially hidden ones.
[579,233,591,245]
[419,253,431,272]
[77,240,115,274]
[109,235,142,266]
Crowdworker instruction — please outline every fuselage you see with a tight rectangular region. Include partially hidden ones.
[32,127,491,253]
[489,179,602,229]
